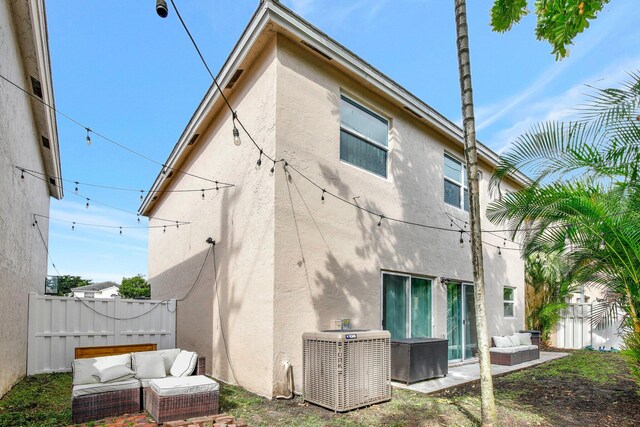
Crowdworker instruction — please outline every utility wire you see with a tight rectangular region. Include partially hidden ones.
[16,166,234,193]
[0,72,234,186]
[22,170,189,225]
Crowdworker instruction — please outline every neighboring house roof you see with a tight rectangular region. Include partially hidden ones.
[71,281,119,292]
[139,0,527,215]
[8,0,62,199]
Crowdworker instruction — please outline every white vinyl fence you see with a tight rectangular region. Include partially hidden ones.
[554,303,623,350]
[27,293,176,375]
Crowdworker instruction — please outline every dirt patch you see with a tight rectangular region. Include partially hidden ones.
[436,351,640,426]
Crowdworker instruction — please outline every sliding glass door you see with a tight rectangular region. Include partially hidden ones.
[382,273,432,339]
[447,282,477,361]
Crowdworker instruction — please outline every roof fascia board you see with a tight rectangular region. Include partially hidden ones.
[30,0,62,199]
[140,2,271,215]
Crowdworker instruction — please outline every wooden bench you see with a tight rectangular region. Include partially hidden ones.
[75,343,157,359]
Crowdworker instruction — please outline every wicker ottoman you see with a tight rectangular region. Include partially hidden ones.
[145,376,219,423]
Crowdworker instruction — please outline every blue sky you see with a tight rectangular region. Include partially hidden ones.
[42,0,639,283]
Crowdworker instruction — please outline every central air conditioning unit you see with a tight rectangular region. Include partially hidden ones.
[302,330,391,412]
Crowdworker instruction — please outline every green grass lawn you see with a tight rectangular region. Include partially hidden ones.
[1,350,639,426]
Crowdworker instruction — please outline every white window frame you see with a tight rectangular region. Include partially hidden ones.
[503,286,515,318]
[444,152,469,211]
[380,271,434,338]
[340,94,389,178]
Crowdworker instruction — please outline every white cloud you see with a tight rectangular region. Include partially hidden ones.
[489,57,640,153]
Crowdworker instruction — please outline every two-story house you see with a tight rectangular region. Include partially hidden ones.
[140,0,526,398]
[0,0,61,397]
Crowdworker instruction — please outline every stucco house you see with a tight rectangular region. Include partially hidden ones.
[0,0,61,397]
[140,0,526,398]
[71,281,120,299]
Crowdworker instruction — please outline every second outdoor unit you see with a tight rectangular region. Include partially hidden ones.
[302,330,391,412]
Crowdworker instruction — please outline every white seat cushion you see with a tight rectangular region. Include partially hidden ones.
[170,350,198,377]
[72,354,132,385]
[490,345,538,354]
[133,349,181,374]
[149,375,219,397]
[72,378,140,397]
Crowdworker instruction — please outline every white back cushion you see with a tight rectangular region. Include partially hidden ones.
[72,353,132,385]
[170,350,198,377]
[507,334,521,347]
[518,332,533,346]
[97,365,136,383]
[132,352,166,379]
[493,336,513,348]
[133,349,181,374]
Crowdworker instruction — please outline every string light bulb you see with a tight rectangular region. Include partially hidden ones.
[119,227,122,236]
[137,215,141,224]
[85,198,90,209]
[163,226,166,234]
[20,169,25,179]
[32,218,37,227]
[321,189,326,201]
[232,112,241,146]
[201,189,205,200]
[270,161,276,174]
[140,190,144,201]
[75,182,79,193]
[498,246,502,256]
[459,230,464,248]
[377,215,384,227]
[256,149,263,167]
[85,128,92,145]
[175,221,179,229]
[215,181,219,191]
[72,222,75,231]
[450,219,453,227]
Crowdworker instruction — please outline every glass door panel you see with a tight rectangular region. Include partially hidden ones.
[447,284,462,360]
[410,278,431,338]
[464,284,478,359]
[383,274,407,339]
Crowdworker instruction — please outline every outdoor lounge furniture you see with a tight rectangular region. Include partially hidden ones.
[145,375,220,423]
[71,345,205,424]
[490,332,539,366]
[391,338,448,384]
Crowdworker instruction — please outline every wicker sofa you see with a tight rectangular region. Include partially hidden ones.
[490,332,540,366]
[71,348,205,424]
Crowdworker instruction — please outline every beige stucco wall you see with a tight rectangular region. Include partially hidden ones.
[0,0,51,397]
[272,35,525,392]
[148,37,277,398]
[147,30,525,398]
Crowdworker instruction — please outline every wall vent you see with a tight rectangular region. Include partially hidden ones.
[300,40,332,61]
[166,171,174,178]
[404,106,423,119]
[48,177,55,185]
[41,135,50,149]
[187,133,200,145]
[225,69,244,89]
[31,77,43,99]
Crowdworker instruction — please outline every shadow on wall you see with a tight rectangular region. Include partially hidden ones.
[150,182,248,386]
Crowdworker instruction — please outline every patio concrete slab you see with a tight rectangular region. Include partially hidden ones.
[392,351,569,394]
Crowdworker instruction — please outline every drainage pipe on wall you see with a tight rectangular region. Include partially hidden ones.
[275,361,294,400]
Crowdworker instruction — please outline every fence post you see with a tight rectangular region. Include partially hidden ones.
[26,292,37,375]
[114,296,121,345]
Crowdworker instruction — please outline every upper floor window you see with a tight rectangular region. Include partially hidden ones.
[444,153,469,211]
[340,96,388,178]
[504,287,515,317]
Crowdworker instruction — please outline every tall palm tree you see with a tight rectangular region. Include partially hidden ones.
[453,1,497,424]
[488,72,640,385]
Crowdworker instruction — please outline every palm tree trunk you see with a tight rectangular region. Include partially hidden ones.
[453,1,497,425]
